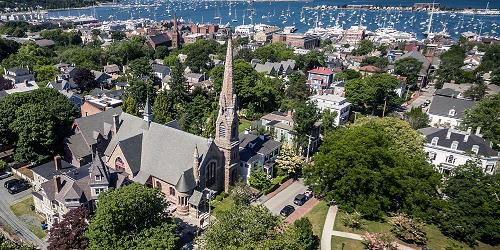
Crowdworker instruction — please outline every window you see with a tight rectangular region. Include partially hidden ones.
[169,187,175,196]
[448,109,456,116]
[451,141,459,150]
[95,175,102,181]
[219,122,226,138]
[95,188,105,195]
[472,145,479,154]
[428,152,436,160]
[115,157,125,171]
[446,155,455,164]
[206,162,216,186]
[178,196,188,206]
[485,165,494,173]
[431,137,439,146]
[155,181,162,190]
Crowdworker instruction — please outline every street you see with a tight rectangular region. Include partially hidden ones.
[0,176,47,249]
[262,179,308,216]
[405,85,435,110]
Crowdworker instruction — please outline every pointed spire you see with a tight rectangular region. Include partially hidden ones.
[143,95,153,123]
[173,13,178,32]
[220,33,234,105]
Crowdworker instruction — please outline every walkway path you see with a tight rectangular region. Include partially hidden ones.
[320,205,415,250]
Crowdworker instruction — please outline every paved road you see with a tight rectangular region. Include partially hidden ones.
[262,179,307,216]
[0,176,47,249]
[405,86,435,110]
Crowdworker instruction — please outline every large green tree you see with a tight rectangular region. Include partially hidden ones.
[86,183,178,250]
[403,107,430,130]
[438,161,500,246]
[293,101,319,150]
[345,73,401,115]
[461,93,500,149]
[305,117,440,220]
[253,42,294,63]
[436,45,466,88]
[182,39,220,73]
[395,57,423,85]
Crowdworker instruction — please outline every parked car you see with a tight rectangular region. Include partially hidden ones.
[7,181,30,194]
[280,205,295,217]
[4,178,21,188]
[293,194,309,206]
[0,171,12,180]
[424,100,431,105]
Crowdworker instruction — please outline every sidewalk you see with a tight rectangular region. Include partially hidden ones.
[284,197,320,224]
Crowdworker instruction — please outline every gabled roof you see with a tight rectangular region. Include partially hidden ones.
[148,33,171,46]
[308,67,334,75]
[74,107,123,147]
[428,95,475,119]
[239,133,281,163]
[31,160,76,180]
[152,64,171,75]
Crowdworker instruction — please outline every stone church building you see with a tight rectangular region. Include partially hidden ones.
[102,37,239,217]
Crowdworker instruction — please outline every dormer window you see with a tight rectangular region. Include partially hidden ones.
[472,145,479,154]
[431,137,439,146]
[95,175,102,181]
[449,109,456,116]
[451,141,459,150]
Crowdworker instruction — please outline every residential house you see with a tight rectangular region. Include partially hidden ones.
[31,156,127,228]
[239,131,281,183]
[80,90,123,117]
[310,94,351,126]
[420,127,498,175]
[3,67,35,84]
[462,54,482,71]
[358,65,383,76]
[152,63,171,80]
[259,111,320,154]
[396,50,431,88]
[306,67,336,91]
[103,64,121,77]
[65,108,122,167]
[427,95,475,129]
[91,70,112,86]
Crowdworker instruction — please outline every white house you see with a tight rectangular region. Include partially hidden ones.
[427,95,475,129]
[310,94,351,126]
[238,131,281,183]
[419,127,498,175]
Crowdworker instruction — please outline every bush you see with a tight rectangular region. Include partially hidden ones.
[341,211,364,230]
[389,213,427,245]
[0,159,6,173]
[214,192,228,202]
[362,232,398,250]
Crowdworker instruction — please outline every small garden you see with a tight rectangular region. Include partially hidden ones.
[10,197,47,239]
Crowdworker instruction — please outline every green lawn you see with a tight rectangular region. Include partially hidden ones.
[10,197,47,239]
[211,196,235,218]
[331,236,364,250]
[304,201,329,237]
[333,209,495,250]
[238,119,253,133]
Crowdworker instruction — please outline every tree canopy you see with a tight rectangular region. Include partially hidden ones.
[253,42,294,63]
[305,117,440,220]
[48,207,89,250]
[394,57,423,85]
[86,183,178,250]
[461,93,500,149]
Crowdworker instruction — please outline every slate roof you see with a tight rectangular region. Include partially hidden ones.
[428,95,475,119]
[419,127,498,157]
[435,88,461,98]
[31,160,76,180]
[188,189,204,206]
[105,113,211,192]
[103,64,120,74]
[148,33,171,46]
[239,133,281,163]
[74,107,123,146]
[7,67,30,76]
[152,64,171,76]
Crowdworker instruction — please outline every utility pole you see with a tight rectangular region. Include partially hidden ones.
[306,134,313,162]
[382,95,387,117]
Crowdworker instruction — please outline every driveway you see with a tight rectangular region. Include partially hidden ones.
[405,85,435,110]
[0,176,47,249]
[262,179,307,216]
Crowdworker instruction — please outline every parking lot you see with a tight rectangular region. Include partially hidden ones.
[0,176,32,204]
[262,179,308,216]
[406,85,435,110]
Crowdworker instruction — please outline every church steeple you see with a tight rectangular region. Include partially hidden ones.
[215,35,239,192]
[171,13,180,49]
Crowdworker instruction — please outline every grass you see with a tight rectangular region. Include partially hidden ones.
[17,166,33,179]
[331,236,364,250]
[211,196,235,218]
[238,119,253,133]
[304,200,329,237]
[10,197,46,239]
[333,209,495,250]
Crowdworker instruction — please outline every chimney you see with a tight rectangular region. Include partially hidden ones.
[113,114,120,135]
[467,127,472,134]
[446,130,452,139]
[475,127,481,136]
[287,110,293,118]
[464,134,469,142]
[244,129,249,135]
[54,155,62,171]
[54,176,62,193]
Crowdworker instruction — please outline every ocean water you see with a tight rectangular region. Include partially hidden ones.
[48,0,500,40]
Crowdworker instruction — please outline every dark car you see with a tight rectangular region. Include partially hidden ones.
[7,182,30,194]
[4,178,21,188]
[0,171,12,180]
[294,194,309,206]
[280,205,295,217]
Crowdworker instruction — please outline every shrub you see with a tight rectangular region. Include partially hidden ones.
[0,159,6,173]
[389,213,427,245]
[341,211,364,230]
[362,232,398,250]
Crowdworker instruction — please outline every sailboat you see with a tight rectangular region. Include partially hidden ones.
[423,1,435,37]
[232,8,238,22]
[214,6,221,20]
